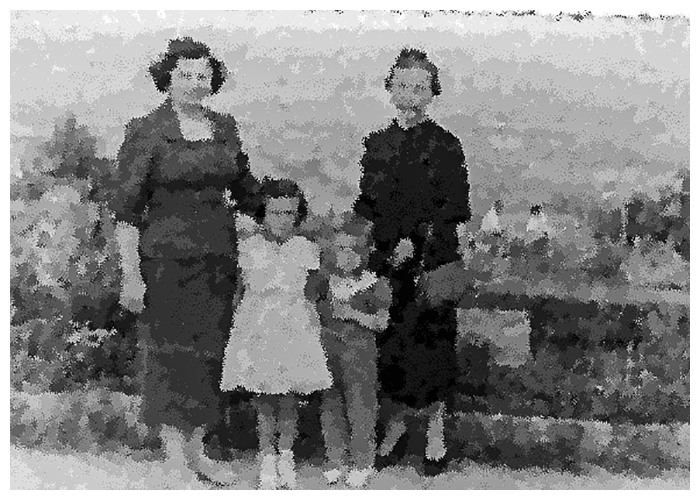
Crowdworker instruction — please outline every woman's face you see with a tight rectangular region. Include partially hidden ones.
[389,67,434,114]
[169,57,213,105]
[264,196,298,241]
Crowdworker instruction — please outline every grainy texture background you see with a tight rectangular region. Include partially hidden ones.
[10,9,690,490]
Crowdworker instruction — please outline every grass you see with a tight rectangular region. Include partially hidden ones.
[11,444,690,490]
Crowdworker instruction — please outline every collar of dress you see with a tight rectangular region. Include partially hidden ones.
[158,98,219,142]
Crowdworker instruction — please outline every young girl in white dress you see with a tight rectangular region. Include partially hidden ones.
[221,178,332,489]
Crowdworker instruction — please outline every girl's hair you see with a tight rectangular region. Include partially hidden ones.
[384,48,441,97]
[256,177,309,227]
[148,37,227,94]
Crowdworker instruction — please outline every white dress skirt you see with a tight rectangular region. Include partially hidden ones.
[221,234,333,395]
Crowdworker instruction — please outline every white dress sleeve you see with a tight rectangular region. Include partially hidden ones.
[238,234,267,271]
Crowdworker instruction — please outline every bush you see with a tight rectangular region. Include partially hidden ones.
[480,306,689,425]
[10,388,688,473]
[623,238,689,290]
[449,411,689,473]
[626,176,690,262]
[11,388,146,452]
[11,114,137,392]
[456,288,689,425]
[461,197,689,295]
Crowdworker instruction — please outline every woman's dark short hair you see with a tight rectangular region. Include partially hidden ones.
[149,37,227,94]
[384,48,441,97]
[257,177,309,227]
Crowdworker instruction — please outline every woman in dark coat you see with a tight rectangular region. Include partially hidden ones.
[354,48,471,474]
[111,38,262,480]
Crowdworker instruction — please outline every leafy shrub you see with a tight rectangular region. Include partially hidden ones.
[10,388,688,473]
[623,238,689,290]
[449,411,689,473]
[11,114,137,392]
[626,182,690,261]
[480,306,689,425]
[461,195,689,292]
[456,284,689,425]
[10,388,146,452]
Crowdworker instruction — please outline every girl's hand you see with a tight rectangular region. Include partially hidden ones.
[236,213,260,238]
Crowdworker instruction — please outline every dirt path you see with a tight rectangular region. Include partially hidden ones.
[10,445,689,490]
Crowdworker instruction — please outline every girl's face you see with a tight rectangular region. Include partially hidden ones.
[169,57,213,105]
[264,196,298,241]
[389,67,434,114]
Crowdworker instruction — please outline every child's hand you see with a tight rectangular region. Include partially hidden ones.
[332,275,391,331]
[332,302,389,331]
[329,271,377,301]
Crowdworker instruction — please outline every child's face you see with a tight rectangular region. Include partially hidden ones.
[334,233,370,274]
[335,235,361,272]
[264,196,298,240]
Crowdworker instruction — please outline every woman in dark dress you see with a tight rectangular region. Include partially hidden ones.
[111,38,262,480]
[354,49,472,473]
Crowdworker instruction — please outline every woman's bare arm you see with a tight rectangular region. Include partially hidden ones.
[115,221,145,313]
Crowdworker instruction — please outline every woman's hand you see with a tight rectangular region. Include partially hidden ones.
[391,238,414,267]
[115,222,145,313]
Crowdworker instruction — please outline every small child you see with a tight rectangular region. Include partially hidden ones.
[305,212,391,487]
[220,178,332,489]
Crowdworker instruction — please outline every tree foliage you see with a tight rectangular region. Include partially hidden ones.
[11,114,137,393]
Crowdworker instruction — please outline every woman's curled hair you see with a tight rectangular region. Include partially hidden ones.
[149,37,227,94]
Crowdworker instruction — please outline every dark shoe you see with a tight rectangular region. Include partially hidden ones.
[423,455,450,477]
[202,433,234,462]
